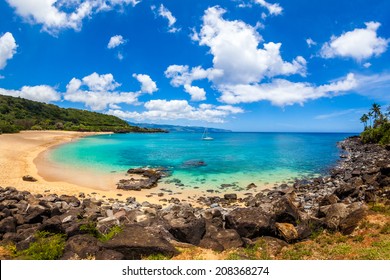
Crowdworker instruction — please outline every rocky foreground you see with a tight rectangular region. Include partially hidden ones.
[0,136,389,259]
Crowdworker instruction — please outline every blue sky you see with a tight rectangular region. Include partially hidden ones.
[0,0,389,132]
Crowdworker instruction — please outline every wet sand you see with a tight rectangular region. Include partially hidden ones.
[1,131,257,205]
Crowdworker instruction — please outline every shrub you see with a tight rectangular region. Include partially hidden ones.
[16,231,66,260]
[361,122,390,145]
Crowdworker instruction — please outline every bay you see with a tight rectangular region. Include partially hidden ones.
[49,132,356,189]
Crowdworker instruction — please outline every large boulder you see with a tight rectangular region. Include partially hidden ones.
[275,222,298,242]
[62,234,103,260]
[102,225,178,259]
[271,196,301,224]
[160,204,206,245]
[320,203,349,231]
[41,216,64,234]
[339,207,367,235]
[24,205,51,224]
[0,216,16,233]
[213,229,243,250]
[225,207,272,238]
[59,195,80,207]
[333,184,356,200]
[320,202,365,232]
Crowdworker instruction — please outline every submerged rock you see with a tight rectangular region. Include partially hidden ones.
[182,160,207,168]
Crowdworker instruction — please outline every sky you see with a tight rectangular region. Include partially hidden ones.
[0,0,390,132]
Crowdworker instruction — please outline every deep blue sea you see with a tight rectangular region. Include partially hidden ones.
[49,132,356,188]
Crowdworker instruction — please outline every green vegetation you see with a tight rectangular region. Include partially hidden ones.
[226,240,271,260]
[0,94,164,134]
[369,202,390,215]
[360,103,390,145]
[13,231,66,260]
[143,253,171,260]
[281,243,313,260]
[79,222,123,242]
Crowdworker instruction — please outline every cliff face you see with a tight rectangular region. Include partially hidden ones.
[0,136,389,259]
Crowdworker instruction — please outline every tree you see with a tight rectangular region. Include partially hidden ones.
[360,114,369,130]
[368,111,373,128]
[370,103,382,124]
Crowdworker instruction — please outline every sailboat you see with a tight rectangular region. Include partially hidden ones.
[202,128,214,140]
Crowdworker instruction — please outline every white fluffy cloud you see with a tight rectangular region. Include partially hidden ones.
[64,72,157,110]
[184,85,206,101]
[165,6,312,106]
[5,0,140,34]
[0,32,17,70]
[107,99,243,123]
[253,0,283,16]
[321,22,389,61]
[132,73,158,94]
[164,65,221,101]
[218,73,358,106]
[0,85,60,103]
[107,35,126,49]
[165,65,222,87]
[306,38,317,48]
[152,4,180,33]
[82,72,120,91]
[193,7,306,85]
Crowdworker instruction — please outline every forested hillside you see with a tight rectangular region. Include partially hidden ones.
[0,94,161,133]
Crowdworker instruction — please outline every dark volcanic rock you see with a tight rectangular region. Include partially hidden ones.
[102,225,178,259]
[339,207,367,235]
[59,195,80,207]
[214,229,243,250]
[24,206,51,224]
[41,216,64,234]
[225,208,271,238]
[0,216,16,233]
[334,184,356,200]
[320,203,349,231]
[199,237,224,251]
[95,249,124,260]
[224,193,237,201]
[319,194,340,206]
[182,160,207,167]
[271,196,301,224]
[161,204,206,245]
[22,175,37,182]
[62,234,103,260]
[118,167,170,190]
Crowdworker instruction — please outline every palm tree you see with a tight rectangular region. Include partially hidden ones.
[360,114,369,130]
[370,103,382,122]
[368,111,373,128]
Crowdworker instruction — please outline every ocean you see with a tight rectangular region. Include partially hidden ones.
[49,132,356,189]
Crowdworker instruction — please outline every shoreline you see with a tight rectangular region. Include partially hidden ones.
[0,133,389,260]
[0,131,265,206]
[0,135,388,260]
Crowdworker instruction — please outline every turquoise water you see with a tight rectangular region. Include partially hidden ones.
[49,132,356,188]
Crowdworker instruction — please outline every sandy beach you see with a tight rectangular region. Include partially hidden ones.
[0,131,252,205]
